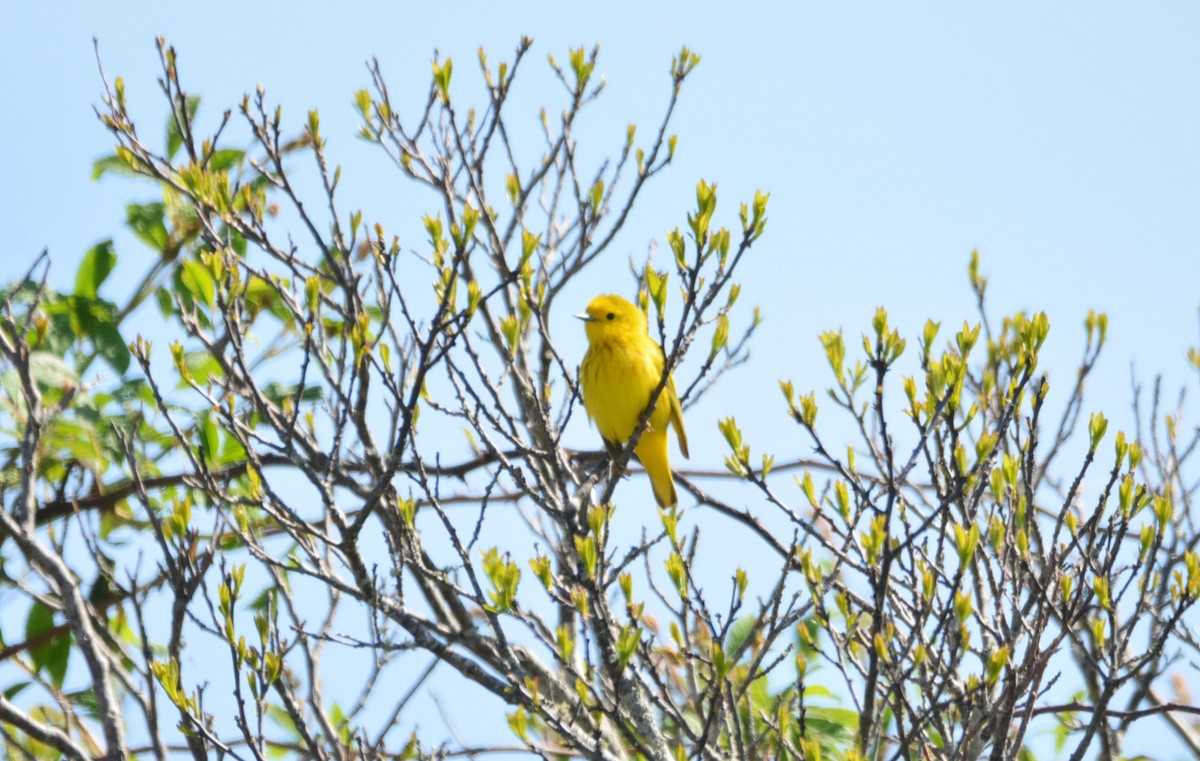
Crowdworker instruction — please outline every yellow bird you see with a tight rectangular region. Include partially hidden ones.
[577,294,689,507]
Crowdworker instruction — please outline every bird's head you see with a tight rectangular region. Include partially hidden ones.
[576,294,646,344]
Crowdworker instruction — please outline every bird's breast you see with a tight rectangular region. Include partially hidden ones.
[581,339,668,443]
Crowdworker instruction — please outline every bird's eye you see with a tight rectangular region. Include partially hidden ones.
[606,313,615,321]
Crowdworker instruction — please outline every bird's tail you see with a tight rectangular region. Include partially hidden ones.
[635,433,677,508]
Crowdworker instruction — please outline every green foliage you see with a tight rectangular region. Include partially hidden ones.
[74,240,116,299]
[126,202,170,252]
[25,602,70,688]
[166,94,201,160]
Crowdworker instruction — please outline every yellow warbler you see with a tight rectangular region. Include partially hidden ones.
[578,294,689,507]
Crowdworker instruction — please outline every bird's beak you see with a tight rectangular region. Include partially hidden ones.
[574,312,596,322]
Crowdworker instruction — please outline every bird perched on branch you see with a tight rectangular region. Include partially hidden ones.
[578,294,689,507]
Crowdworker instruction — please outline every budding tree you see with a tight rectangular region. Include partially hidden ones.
[1,37,1199,761]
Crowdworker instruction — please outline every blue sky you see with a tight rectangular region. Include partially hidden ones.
[4,2,1199,424]
[3,1,1200,756]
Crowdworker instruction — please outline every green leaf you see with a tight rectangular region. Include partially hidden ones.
[207,148,245,172]
[229,228,247,257]
[249,586,279,614]
[805,706,859,739]
[91,154,141,181]
[64,687,100,719]
[432,59,453,103]
[244,277,293,325]
[219,430,246,465]
[75,240,116,299]
[746,669,771,711]
[28,351,80,389]
[126,203,169,252]
[111,377,153,405]
[329,702,353,746]
[91,318,131,374]
[184,351,225,385]
[166,95,201,160]
[179,260,215,308]
[262,381,322,406]
[73,297,130,374]
[199,413,219,467]
[3,681,30,701]
[266,703,301,739]
[155,286,175,318]
[46,418,106,472]
[724,615,758,654]
[26,602,70,688]
[803,684,835,699]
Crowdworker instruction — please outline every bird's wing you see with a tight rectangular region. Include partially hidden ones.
[667,372,689,459]
[651,344,689,458]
